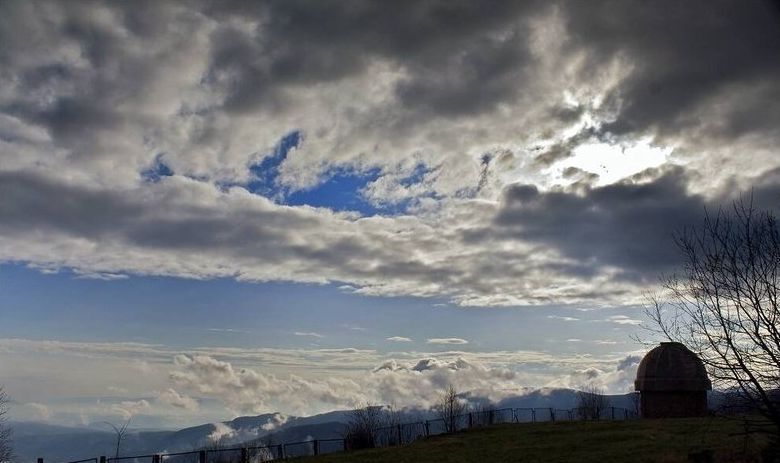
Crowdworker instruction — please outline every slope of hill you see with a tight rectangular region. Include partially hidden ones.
[8,389,645,462]
[309,418,768,463]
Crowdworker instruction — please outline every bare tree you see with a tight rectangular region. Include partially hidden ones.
[576,384,610,420]
[255,434,279,462]
[0,386,12,463]
[343,403,383,450]
[379,403,403,446]
[645,199,780,437]
[472,401,497,427]
[240,432,279,462]
[436,385,466,433]
[103,418,131,458]
[202,436,233,463]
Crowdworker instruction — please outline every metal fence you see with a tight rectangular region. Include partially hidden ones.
[44,406,639,463]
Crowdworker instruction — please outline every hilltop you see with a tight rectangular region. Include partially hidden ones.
[309,417,768,463]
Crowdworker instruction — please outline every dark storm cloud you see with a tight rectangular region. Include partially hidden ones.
[0,170,317,259]
[495,167,780,281]
[533,128,597,168]
[197,0,780,134]
[0,169,468,293]
[495,167,706,280]
[3,0,778,158]
[0,169,138,236]
[561,0,780,141]
[0,4,133,156]
[202,0,542,115]
[0,1,205,165]
[393,28,533,117]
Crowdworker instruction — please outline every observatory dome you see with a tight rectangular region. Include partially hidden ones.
[634,342,711,418]
[635,342,712,391]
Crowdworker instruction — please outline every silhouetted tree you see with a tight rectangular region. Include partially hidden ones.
[380,403,403,446]
[472,401,497,427]
[0,386,12,463]
[343,403,383,450]
[255,434,279,462]
[646,199,780,438]
[236,433,279,462]
[103,418,131,458]
[576,384,610,420]
[436,385,466,433]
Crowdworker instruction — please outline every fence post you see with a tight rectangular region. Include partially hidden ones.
[397,424,402,445]
[611,406,615,420]
[550,408,555,422]
[100,457,106,463]
[240,448,248,463]
[198,450,206,463]
[468,412,473,428]
[280,444,286,460]
[152,455,161,463]
[424,420,430,437]
[37,459,43,463]
[532,408,536,423]
[313,439,319,456]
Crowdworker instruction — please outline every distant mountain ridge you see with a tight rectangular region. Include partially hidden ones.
[11,388,645,462]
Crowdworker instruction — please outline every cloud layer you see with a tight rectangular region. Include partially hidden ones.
[1,337,642,421]
[1,1,779,305]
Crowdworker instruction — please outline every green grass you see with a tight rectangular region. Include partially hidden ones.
[309,418,769,463]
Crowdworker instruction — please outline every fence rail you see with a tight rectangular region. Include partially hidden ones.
[43,406,639,463]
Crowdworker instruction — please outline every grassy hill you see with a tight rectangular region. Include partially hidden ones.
[309,417,769,463]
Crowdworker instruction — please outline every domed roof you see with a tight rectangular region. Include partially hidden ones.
[635,342,712,392]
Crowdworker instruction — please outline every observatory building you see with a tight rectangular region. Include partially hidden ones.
[634,342,711,418]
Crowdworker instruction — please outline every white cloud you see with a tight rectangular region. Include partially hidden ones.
[157,388,199,411]
[261,413,289,431]
[426,338,469,345]
[605,315,643,326]
[207,328,253,334]
[208,422,235,443]
[547,355,643,393]
[547,315,579,322]
[169,354,365,415]
[110,399,151,420]
[1,337,647,422]
[342,324,366,331]
[293,332,325,339]
[25,402,51,421]
[386,336,413,343]
[169,354,533,413]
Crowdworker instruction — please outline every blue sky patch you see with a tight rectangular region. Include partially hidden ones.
[399,162,432,188]
[247,131,387,215]
[246,132,440,216]
[141,153,174,182]
[286,167,383,215]
[247,130,302,197]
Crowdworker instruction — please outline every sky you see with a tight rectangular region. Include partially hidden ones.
[0,0,779,429]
